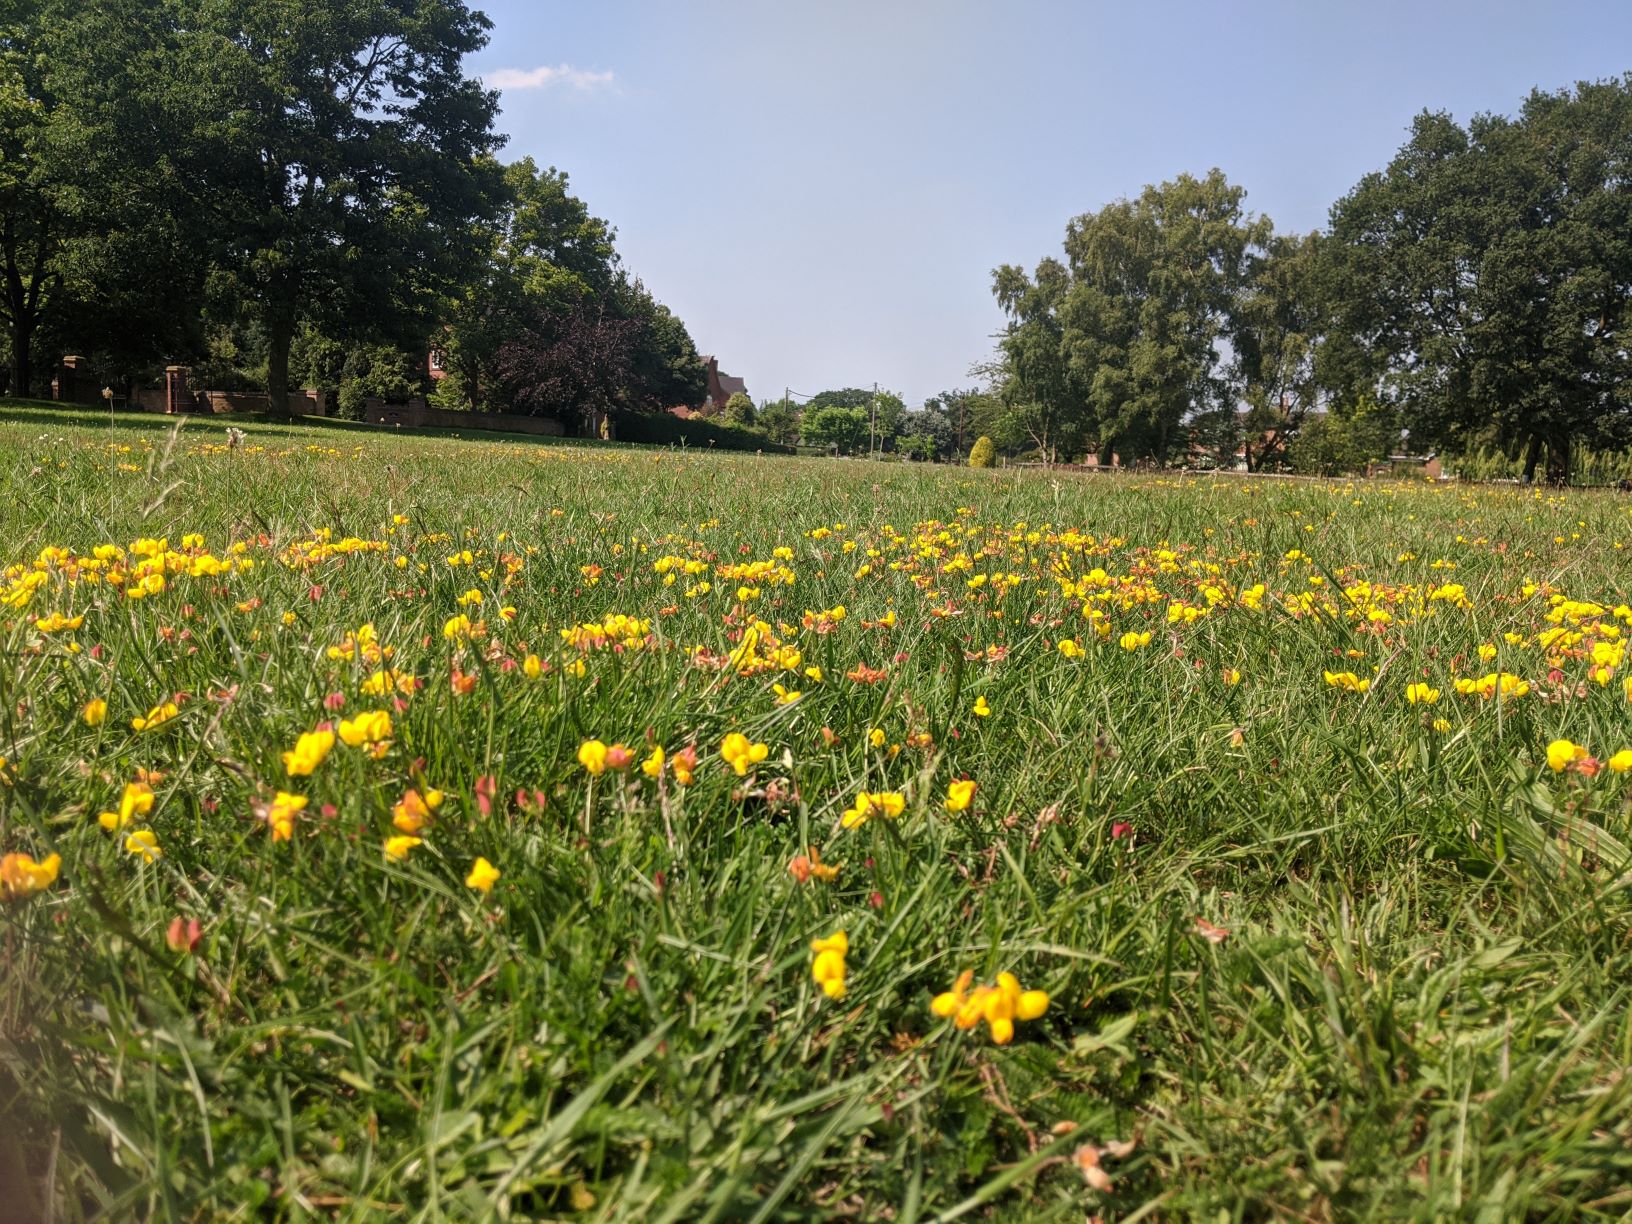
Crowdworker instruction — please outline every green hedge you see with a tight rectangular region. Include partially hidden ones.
[616,413,794,454]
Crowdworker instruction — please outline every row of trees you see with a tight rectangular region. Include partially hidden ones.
[0,0,706,425]
[722,386,1000,461]
[991,77,1632,480]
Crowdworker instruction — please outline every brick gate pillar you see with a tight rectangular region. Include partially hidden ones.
[57,355,82,403]
[165,366,191,415]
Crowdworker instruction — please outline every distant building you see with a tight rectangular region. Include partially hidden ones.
[701,355,748,411]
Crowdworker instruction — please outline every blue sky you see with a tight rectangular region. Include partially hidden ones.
[470,1,1632,408]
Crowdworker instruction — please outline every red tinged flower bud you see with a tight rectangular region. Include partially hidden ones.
[166,916,202,954]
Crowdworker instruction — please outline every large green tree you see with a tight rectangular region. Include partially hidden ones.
[990,257,1080,461]
[995,170,1269,464]
[0,0,199,394]
[1328,79,1632,481]
[438,157,619,407]
[801,405,868,453]
[0,7,58,396]
[166,0,502,415]
[1228,231,1332,470]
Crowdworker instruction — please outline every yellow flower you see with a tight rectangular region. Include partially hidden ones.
[1478,643,1498,662]
[641,746,665,779]
[1222,668,1242,686]
[265,791,307,841]
[810,930,848,999]
[1323,671,1370,693]
[391,788,443,834]
[131,701,180,732]
[81,698,107,726]
[720,732,769,776]
[338,710,393,750]
[456,588,484,606]
[869,728,887,748]
[361,669,416,697]
[945,779,977,813]
[972,696,991,718]
[1118,631,1152,651]
[578,739,609,776]
[841,790,906,830]
[98,781,155,831]
[1609,750,1632,773]
[0,850,60,900]
[282,729,336,777]
[1432,718,1452,733]
[124,830,162,861]
[465,856,500,894]
[1404,682,1440,705]
[1057,638,1083,659]
[1460,672,1530,700]
[772,683,802,705]
[522,653,543,680]
[930,970,1049,1044]
[383,835,422,861]
[1546,738,1587,772]
[443,613,475,640]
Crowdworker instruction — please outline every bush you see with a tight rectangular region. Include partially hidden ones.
[615,413,794,454]
[968,436,996,468]
[335,379,367,421]
[801,405,868,453]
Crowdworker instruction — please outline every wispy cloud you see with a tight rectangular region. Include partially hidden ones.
[486,64,615,92]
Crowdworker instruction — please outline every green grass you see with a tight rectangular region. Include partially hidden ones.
[3,407,1632,1220]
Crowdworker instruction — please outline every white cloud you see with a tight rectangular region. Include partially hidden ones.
[486,64,615,92]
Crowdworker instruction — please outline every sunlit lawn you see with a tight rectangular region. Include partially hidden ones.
[3,408,1632,1220]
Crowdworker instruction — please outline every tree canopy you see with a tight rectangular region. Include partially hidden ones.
[0,0,708,430]
[1328,80,1632,480]
[990,77,1632,480]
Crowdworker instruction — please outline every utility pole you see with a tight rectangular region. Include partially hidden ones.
[869,381,878,458]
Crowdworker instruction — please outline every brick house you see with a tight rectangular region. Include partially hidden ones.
[701,355,748,411]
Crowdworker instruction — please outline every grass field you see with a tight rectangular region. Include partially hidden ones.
[4,408,1632,1221]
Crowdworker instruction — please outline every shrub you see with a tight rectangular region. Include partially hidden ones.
[336,379,368,421]
[615,412,794,454]
[968,436,996,468]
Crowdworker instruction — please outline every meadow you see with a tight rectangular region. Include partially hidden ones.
[3,407,1632,1221]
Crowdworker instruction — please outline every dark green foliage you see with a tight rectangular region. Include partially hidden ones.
[1286,397,1398,476]
[615,412,791,452]
[103,0,505,414]
[756,398,801,445]
[994,170,1269,465]
[800,404,869,453]
[1328,78,1632,480]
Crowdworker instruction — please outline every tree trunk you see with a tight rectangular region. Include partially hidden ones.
[10,317,32,398]
[1546,435,1570,486]
[1520,434,1543,484]
[266,313,294,417]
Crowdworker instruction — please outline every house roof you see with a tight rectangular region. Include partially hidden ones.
[717,374,748,399]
